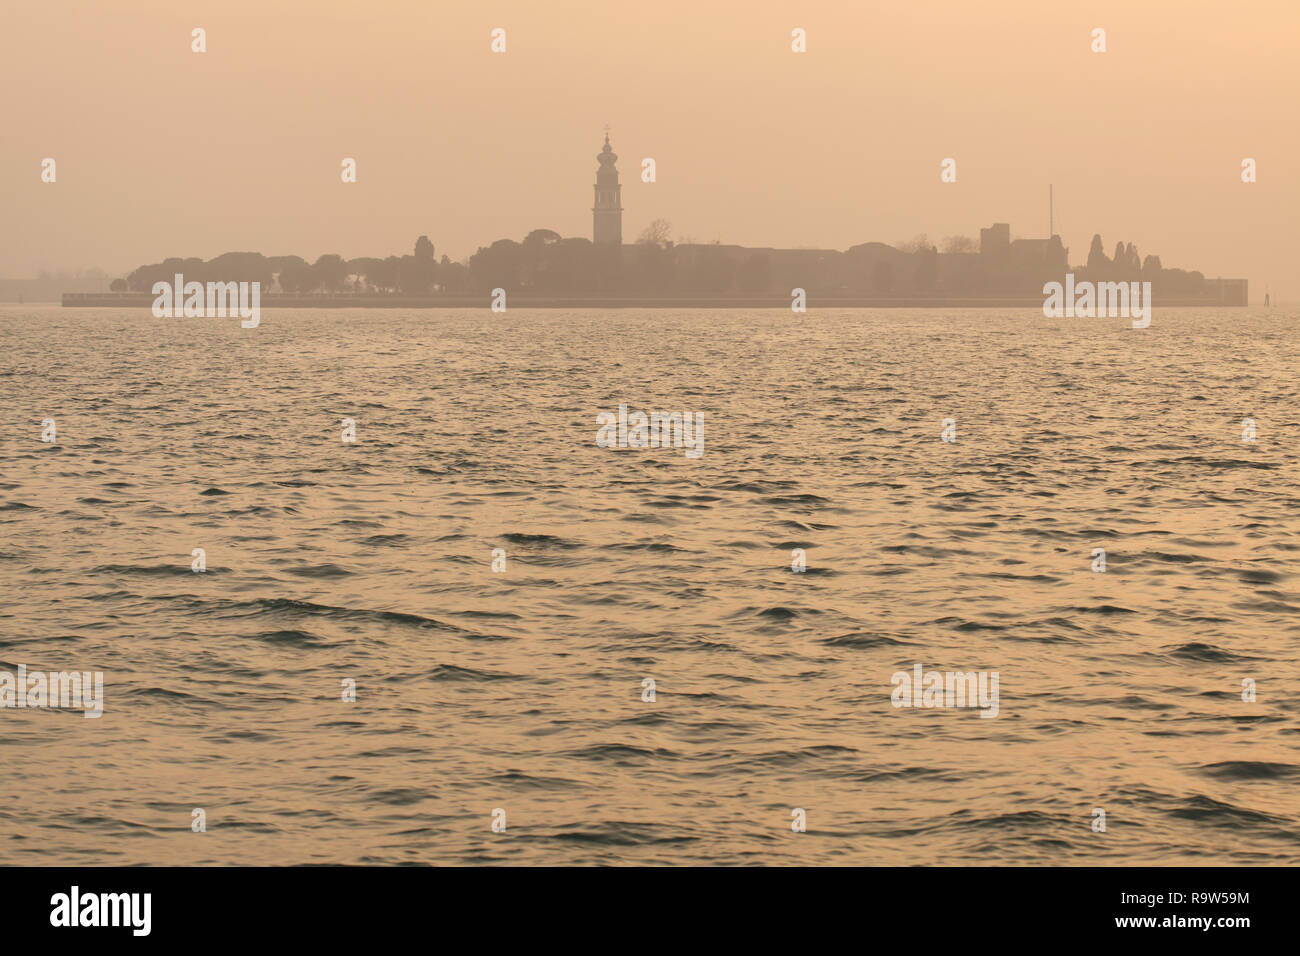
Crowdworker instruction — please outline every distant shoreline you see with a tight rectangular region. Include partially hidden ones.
[60,292,1250,309]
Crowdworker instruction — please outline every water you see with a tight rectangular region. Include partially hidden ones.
[1,305,1297,865]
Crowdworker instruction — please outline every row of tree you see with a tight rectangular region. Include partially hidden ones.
[121,237,469,295]
[118,226,1211,298]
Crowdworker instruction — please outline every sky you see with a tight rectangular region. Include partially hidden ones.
[4,0,1297,300]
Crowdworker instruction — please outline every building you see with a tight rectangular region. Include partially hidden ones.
[1203,277,1248,305]
[979,223,1011,259]
[592,133,622,245]
[1008,236,1068,272]
[974,222,1068,291]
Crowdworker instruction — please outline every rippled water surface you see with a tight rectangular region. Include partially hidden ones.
[1,305,1298,865]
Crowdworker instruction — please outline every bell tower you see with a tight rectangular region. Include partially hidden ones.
[592,130,623,245]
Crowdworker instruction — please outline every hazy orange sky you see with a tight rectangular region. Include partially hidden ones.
[5,0,1297,300]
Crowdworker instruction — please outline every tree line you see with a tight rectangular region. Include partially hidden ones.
[116,224,1213,298]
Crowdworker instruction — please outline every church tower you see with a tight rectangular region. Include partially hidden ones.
[592,132,623,245]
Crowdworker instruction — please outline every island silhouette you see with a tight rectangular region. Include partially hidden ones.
[68,135,1246,308]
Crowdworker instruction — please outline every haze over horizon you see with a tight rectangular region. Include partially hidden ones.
[5,0,1297,300]
[6,0,1300,881]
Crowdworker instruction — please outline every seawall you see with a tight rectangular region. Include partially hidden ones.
[61,292,1249,309]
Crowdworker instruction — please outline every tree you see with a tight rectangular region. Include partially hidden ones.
[204,252,273,287]
[346,257,385,290]
[278,259,317,293]
[941,235,978,254]
[637,219,672,247]
[414,236,435,259]
[520,231,561,288]
[469,239,524,292]
[313,254,348,292]
[1123,243,1141,276]
[1086,235,1109,273]
[397,254,436,294]
[110,278,128,291]
[127,256,204,291]
[896,234,932,254]
[368,256,400,292]
[438,255,467,293]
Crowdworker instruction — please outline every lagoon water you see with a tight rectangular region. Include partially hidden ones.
[1,305,1298,865]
